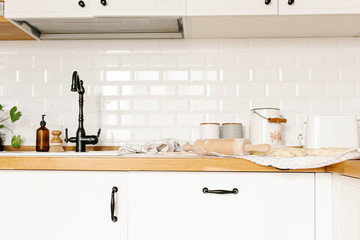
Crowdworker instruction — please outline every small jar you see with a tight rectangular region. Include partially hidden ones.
[199,123,220,139]
[221,123,242,139]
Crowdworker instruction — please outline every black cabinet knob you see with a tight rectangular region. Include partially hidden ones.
[101,0,107,6]
[288,0,295,5]
[78,0,85,8]
[265,0,271,5]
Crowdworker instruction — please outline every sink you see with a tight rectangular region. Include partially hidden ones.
[0,151,120,157]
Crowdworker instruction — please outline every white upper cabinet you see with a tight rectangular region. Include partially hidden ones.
[5,0,185,19]
[279,0,360,15]
[5,0,94,18]
[129,172,314,240]
[94,0,186,16]
[187,0,278,16]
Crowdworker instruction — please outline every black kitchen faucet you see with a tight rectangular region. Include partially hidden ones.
[64,71,101,152]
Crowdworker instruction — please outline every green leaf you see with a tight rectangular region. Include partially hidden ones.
[0,104,3,111]
[10,106,22,123]
[0,125,4,128]
[11,135,21,148]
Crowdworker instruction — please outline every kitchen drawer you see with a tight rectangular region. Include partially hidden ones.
[129,172,314,240]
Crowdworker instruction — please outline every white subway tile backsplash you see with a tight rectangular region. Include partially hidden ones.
[149,56,176,67]
[91,56,119,68]
[121,85,147,96]
[179,85,205,96]
[191,70,217,82]
[191,99,218,112]
[148,114,176,126]
[310,67,340,82]
[190,39,219,53]
[106,71,131,82]
[162,128,191,140]
[268,83,297,97]
[310,98,340,113]
[298,83,326,97]
[325,53,356,66]
[162,99,189,111]
[6,84,34,98]
[177,55,206,67]
[163,70,188,81]
[104,100,131,111]
[340,67,360,82]
[1,38,359,146]
[296,54,325,67]
[150,86,176,96]
[135,71,160,81]
[326,83,357,97]
[340,97,360,113]
[281,98,310,113]
[134,128,160,141]
[121,114,147,126]
[221,98,249,113]
[120,55,148,67]
[237,83,266,97]
[0,69,17,83]
[250,68,279,82]
[207,84,236,97]
[280,68,310,82]
[267,54,295,67]
[134,100,160,111]
[238,54,267,67]
[178,114,205,126]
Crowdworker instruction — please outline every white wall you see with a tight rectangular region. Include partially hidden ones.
[0,38,359,146]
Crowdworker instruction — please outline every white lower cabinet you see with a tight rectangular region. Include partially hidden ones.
[128,172,315,240]
[333,174,360,240]
[0,170,128,240]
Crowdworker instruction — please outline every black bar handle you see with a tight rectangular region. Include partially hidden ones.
[202,187,238,195]
[288,0,294,5]
[64,128,69,143]
[111,187,118,222]
[265,0,271,5]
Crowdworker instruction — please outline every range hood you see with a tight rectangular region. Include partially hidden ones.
[10,17,184,40]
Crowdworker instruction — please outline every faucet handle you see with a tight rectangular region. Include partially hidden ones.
[97,128,101,137]
[64,128,69,143]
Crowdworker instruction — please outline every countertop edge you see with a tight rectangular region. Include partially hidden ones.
[0,156,326,173]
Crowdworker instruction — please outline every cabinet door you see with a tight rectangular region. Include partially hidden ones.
[279,0,360,15]
[5,0,93,18]
[0,170,128,240]
[187,0,277,16]
[333,174,360,240]
[129,172,314,240]
[94,0,186,16]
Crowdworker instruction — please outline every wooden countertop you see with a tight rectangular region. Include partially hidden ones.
[0,155,326,172]
[0,145,358,177]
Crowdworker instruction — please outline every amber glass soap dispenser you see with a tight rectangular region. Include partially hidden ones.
[36,114,49,152]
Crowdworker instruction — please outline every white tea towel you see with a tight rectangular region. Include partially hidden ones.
[118,138,189,154]
[238,148,360,170]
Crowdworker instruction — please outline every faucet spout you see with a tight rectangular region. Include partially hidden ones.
[65,71,101,152]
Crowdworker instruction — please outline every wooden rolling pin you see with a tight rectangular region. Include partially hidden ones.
[182,138,271,156]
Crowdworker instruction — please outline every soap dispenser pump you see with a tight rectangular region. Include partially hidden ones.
[36,114,49,152]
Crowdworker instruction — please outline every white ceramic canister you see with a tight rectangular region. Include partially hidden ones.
[249,108,287,147]
[221,123,242,139]
[199,123,220,139]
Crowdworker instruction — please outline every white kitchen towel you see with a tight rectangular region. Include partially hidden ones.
[118,138,188,154]
[237,148,360,170]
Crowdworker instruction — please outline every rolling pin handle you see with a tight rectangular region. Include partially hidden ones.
[245,144,271,153]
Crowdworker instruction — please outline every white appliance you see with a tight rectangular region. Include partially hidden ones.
[303,114,359,149]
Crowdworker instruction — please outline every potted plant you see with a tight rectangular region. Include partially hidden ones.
[0,104,22,149]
